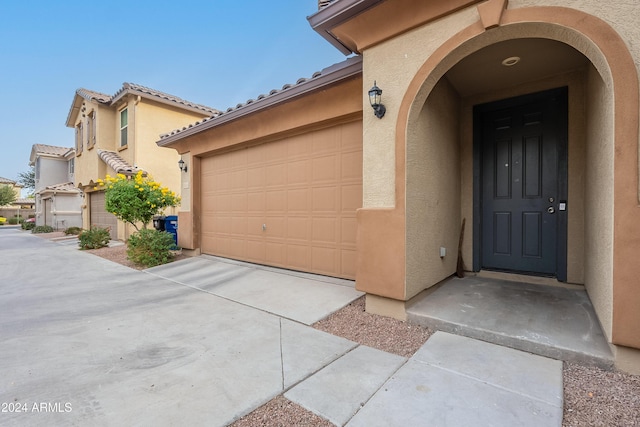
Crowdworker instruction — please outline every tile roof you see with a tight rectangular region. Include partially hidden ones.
[0,177,16,184]
[76,88,111,104]
[69,83,219,127]
[96,149,147,176]
[16,198,35,205]
[38,182,80,194]
[32,144,74,157]
[158,56,363,145]
[111,83,219,115]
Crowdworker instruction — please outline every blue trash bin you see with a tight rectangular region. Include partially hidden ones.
[164,215,178,245]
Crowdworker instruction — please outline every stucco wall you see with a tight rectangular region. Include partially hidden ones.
[406,78,461,298]
[584,64,615,339]
[36,158,69,191]
[362,6,479,208]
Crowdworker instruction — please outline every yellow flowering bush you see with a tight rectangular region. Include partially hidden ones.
[96,171,180,230]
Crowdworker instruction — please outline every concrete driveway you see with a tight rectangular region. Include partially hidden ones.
[0,229,361,426]
[0,228,564,426]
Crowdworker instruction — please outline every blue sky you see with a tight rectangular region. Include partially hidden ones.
[0,1,348,188]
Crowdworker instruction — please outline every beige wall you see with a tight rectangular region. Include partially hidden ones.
[584,64,614,338]
[354,0,640,355]
[406,78,461,298]
[71,94,210,238]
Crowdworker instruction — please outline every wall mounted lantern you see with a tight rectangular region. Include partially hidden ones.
[178,159,188,173]
[368,81,386,119]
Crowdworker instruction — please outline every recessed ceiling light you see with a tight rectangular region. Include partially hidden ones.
[502,56,521,66]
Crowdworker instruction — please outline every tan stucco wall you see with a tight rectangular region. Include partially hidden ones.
[71,95,209,238]
[362,6,479,208]
[406,78,461,298]
[584,64,614,338]
[356,0,640,354]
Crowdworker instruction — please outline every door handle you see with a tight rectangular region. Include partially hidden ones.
[547,206,555,214]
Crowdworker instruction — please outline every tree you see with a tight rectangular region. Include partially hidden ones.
[96,171,180,230]
[0,185,17,207]
[17,166,35,196]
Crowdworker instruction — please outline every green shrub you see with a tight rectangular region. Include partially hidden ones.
[22,221,35,230]
[32,225,54,234]
[78,226,111,249]
[65,226,82,235]
[127,229,175,267]
[8,217,19,225]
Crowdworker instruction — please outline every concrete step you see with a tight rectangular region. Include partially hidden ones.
[406,276,614,369]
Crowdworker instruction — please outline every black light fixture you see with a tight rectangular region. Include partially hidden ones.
[178,159,188,173]
[368,81,386,119]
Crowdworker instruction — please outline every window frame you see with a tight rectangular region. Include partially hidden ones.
[119,108,128,148]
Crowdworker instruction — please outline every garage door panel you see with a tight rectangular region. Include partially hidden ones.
[287,217,310,240]
[231,216,247,235]
[312,187,338,212]
[312,217,337,243]
[341,151,363,180]
[312,155,339,183]
[341,218,357,245]
[341,250,357,277]
[231,193,247,212]
[90,191,117,239]
[228,239,246,259]
[246,240,265,261]
[247,192,265,213]
[288,160,310,185]
[287,189,309,212]
[201,121,362,279]
[341,185,363,212]
[266,163,287,186]
[312,246,339,276]
[287,244,311,270]
[264,242,285,266]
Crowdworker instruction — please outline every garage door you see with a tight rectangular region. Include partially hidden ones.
[90,191,118,239]
[201,121,362,279]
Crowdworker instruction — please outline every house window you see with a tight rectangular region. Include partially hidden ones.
[76,122,83,154]
[69,158,75,175]
[88,110,96,148]
[120,108,128,147]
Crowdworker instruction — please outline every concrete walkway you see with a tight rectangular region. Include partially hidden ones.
[0,228,563,426]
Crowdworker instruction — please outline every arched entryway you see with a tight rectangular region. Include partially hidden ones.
[399,7,639,351]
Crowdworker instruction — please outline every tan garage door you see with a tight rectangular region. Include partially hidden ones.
[90,191,118,239]
[201,121,362,279]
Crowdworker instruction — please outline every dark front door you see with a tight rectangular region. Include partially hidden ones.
[475,87,567,279]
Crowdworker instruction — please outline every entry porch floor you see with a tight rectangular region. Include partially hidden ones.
[406,275,614,369]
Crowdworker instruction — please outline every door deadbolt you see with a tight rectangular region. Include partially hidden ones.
[262,224,267,231]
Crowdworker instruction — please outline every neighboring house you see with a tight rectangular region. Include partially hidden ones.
[65,83,219,239]
[157,0,640,372]
[0,177,34,220]
[29,144,82,229]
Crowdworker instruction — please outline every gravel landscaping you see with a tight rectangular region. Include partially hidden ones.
[65,240,640,426]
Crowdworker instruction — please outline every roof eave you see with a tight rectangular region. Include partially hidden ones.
[307,0,383,55]
[157,56,363,147]
[111,88,218,116]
